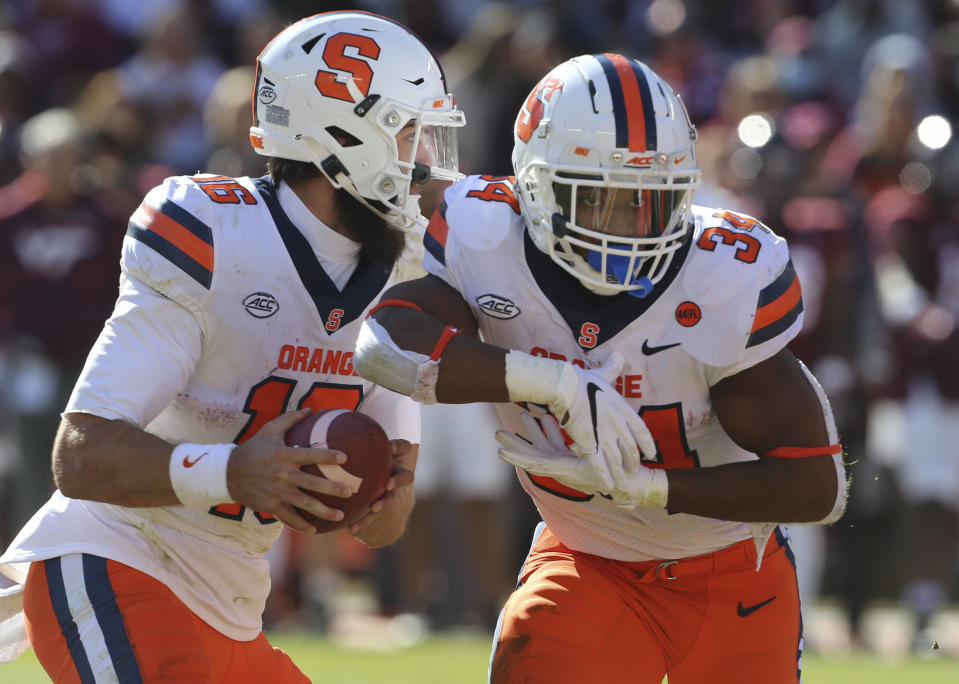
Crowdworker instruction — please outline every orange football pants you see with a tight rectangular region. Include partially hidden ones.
[23,554,309,684]
[490,524,802,684]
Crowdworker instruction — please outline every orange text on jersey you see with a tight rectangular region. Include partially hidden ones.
[529,346,642,398]
[277,345,356,376]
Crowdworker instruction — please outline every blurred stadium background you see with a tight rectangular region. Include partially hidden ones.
[2,0,959,679]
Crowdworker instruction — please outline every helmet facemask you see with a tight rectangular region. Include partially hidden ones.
[520,161,699,297]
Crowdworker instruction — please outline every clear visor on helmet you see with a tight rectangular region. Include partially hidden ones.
[545,167,698,294]
[554,174,691,239]
[375,97,464,229]
[397,98,465,185]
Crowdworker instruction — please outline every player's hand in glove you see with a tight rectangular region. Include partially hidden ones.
[505,350,656,490]
[550,352,656,489]
[496,413,668,509]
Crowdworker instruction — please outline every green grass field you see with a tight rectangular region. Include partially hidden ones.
[3,631,959,683]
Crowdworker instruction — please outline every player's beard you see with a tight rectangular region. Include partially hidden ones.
[333,188,406,269]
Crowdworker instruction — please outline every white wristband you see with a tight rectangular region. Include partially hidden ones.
[614,468,669,510]
[169,443,236,510]
[642,468,669,509]
[504,350,567,404]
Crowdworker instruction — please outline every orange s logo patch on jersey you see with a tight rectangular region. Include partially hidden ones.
[578,322,599,348]
[516,75,563,143]
[326,308,344,331]
[676,301,701,327]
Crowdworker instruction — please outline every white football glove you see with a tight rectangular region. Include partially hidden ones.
[548,352,656,490]
[496,413,668,509]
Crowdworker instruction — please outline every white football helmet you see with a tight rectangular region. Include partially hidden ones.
[512,54,701,296]
[250,11,465,230]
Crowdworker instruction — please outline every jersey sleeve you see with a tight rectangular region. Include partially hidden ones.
[65,274,203,427]
[680,210,804,385]
[122,176,218,317]
[422,175,522,289]
[422,183,459,287]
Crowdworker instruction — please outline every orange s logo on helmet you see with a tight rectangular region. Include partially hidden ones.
[315,33,381,102]
[516,76,564,143]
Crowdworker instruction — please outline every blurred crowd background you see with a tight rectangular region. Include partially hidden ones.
[2,0,959,659]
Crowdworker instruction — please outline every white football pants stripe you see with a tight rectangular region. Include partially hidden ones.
[57,554,120,683]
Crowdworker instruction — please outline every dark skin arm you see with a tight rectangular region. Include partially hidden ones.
[663,348,841,522]
[372,274,511,402]
[371,276,842,523]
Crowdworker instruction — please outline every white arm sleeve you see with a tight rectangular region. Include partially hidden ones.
[65,274,203,427]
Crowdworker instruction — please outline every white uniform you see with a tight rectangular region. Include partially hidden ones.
[424,175,804,562]
[0,174,419,640]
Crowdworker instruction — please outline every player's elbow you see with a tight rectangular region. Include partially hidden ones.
[806,453,847,524]
[50,416,83,495]
[353,318,422,396]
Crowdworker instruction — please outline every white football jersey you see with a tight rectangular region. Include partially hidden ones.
[424,175,804,562]
[0,175,419,639]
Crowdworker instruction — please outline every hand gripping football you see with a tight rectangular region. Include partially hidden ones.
[285,409,392,533]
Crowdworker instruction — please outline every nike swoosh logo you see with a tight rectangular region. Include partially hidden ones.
[674,154,688,164]
[642,340,680,355]
[737,596,777,617]
[182,452,208,468]
[585,382,602,445]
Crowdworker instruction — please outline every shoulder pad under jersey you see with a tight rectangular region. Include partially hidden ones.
[122,174,239,311]
[673,206,803,368]
[424,174,524,271]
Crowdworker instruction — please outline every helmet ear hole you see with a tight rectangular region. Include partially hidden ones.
[325,126,363,147]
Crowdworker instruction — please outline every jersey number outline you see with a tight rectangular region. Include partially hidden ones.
[315,33,381,102]
[466,175,520,214]
[695,210,772,264]
[190,175,257,205]
[527,403,699,500]
[209,377,363,523]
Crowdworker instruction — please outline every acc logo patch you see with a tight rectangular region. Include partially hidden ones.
[243,292,279,318]
[675,301,701,327]
[476,294,520,320]
[258,85,276,104]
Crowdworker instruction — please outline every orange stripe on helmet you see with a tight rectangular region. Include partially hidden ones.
[604,53,647,153]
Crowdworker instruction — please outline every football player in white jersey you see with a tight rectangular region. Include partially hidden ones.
[0,11,465,682]
[354,54,846,683]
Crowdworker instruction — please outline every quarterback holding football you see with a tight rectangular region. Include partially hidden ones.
[356,54,846,683]
[0,11,464,682]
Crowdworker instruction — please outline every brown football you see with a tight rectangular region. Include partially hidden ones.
[284,409,392,533]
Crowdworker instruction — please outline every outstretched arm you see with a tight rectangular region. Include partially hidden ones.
[54,409,354,533]
[356,275,656,488]
[366,275,509,402]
